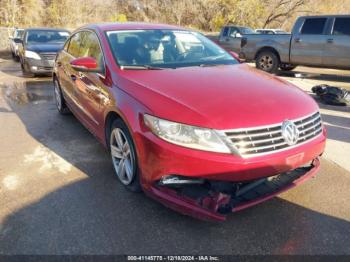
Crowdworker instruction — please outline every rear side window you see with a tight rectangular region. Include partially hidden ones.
[333,18,350,36]
[301,18,327,35]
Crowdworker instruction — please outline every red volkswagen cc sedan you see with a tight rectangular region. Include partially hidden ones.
[53,23,326,221]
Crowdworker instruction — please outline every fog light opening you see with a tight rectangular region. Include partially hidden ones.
[159,175,205,186]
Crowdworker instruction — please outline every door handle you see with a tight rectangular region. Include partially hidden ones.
[70,75,76,81]
[295,38,301,43]
[327,38,334,43]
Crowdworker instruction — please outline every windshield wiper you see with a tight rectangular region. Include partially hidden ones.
[120,65,168,70]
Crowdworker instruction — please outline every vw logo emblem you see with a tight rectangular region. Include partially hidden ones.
[281,120,299,146]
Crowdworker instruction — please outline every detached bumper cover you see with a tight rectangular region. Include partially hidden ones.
[144,158,321,221]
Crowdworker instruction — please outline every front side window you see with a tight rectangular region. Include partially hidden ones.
[67,32,85,57]
[333,18,350,36]
[106,29,238,69]
[301,18,327,35]
[80,31,105,72]
[229,27,239,38]
[26,30,70,44]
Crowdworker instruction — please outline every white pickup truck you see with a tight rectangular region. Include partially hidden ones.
[240,15,350,73]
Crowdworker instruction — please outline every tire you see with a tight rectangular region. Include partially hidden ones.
[280,64,296,71]
[109,118,141,192]
[53,77,70,114]
[256,51,280,74]
[12,52,20,62]
[21,59,34,78]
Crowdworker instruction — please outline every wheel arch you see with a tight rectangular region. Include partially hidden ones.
[255,47,281,63]
[104,110,123,149]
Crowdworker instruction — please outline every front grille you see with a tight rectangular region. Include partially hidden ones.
[40,52,57,60]
[224,112,322,157]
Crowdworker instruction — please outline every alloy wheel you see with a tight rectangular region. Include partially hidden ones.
[259,55,273,70]
[110,128,135,185]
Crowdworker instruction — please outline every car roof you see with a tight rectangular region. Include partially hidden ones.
[79,22,185,32]
[299,14,350,19]
[25,28,69,32]
[256,29,283,31]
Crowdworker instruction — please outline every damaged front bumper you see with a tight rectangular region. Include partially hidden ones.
[144,158,321,221]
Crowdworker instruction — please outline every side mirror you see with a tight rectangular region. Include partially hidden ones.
[70,57,102,73]
[13,38,23,44]
[229,51,241,63]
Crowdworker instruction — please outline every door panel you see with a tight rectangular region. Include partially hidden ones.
[71,31,107,132]
[323,17,350,68]
[219,27,241,53]
[290,18,328,66]
[59,32,84,110]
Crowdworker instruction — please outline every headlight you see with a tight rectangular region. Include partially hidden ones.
[144,114,231,153]
[25,51,41,60]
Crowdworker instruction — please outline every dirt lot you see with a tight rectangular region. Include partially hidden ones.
[1,55,350,255]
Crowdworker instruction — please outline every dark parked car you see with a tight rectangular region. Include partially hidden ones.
[9,28,24,61]
[18,28,70,76]
[53,23,325,221]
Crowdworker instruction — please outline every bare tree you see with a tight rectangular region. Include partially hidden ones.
[262,0,307,28]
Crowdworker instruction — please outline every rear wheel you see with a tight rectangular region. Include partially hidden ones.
[110,119,141,192]
[53,77,70,114]
[256,51,280,74]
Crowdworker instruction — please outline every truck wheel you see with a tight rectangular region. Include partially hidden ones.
[256,51,279,74]
[280,64,296,71]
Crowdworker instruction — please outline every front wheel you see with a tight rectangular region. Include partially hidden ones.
[53,77,70,114]
[20,59,33,77]
[256,51,280,74]
[110,119,141,192]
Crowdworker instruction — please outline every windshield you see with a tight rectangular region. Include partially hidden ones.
[240,27,256,34]
[26,30,70,44]
[106,29,238,69]
[275,30,288,34]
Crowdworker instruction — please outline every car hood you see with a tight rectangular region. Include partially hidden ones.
[118,64,319,129]
[26,43,64,53]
